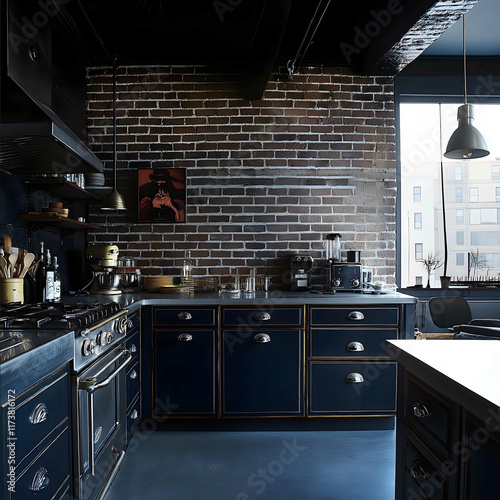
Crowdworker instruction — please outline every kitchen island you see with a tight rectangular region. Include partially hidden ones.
[386,339,500,500]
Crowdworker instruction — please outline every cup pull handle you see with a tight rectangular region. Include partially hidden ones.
[29,402,48,425]
[177,311,193,320]
[131,409,139,420]
[130,344,137,353]
[253,333,271,343]
[254,312,271,321]
[412,401,432,419]
[346,341,365,352]
[345,372,364,383]
[129,370,138,380]
[30,467,50,492]
[409,460,431,481]
[177,333,193,342]
[347,311,364,321]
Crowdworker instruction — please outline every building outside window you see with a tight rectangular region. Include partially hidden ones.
[415,243,423,260]
[413,186,421,202]
[399,103,500,287]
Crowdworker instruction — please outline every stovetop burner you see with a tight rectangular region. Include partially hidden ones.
[0,301,122,330]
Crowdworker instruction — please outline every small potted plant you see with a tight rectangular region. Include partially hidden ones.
[420,252,442,288]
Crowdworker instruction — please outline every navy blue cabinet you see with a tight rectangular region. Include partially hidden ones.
[152,306,217,417]
[308,305,402,416]
[221,306,305,417]
[1,364,72,499]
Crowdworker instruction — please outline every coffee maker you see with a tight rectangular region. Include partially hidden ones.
[290,255,314,291]
[86,244,122,295]
[325,234,363,291]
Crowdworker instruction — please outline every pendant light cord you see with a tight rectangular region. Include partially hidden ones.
[113,56,118,191]
[463,15,467,105]
[439,103,448,277]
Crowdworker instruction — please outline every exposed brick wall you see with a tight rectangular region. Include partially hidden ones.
[86,66,396,287]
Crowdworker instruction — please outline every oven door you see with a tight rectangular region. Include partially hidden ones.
[76,344,132,500]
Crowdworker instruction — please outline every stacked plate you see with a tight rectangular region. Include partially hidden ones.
[85,173,105,187]
[143,276,174,292]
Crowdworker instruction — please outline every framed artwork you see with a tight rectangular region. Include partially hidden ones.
[138,168,186,223]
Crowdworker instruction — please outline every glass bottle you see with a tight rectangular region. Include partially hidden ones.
[35,241,46,302]
[182,250,193,285]
[45,249,55,302]
[53,256,61,302]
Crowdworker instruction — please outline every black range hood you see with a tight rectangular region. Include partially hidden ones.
[0,0,103,175]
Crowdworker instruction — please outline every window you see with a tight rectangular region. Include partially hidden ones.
[399,102,500,288]
[415,243,423,260]
[414,213,422,229]
[415,276,423,286]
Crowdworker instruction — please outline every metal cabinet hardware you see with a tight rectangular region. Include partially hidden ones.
[131,409,139,420]
[29,402,48,424]
[253,333,271,343]
[130,344,137,353]
[94,426,103,444]
[30,467,50,492]
[254,311,271,321]
[412,401,432,419]
[409,460,431,481]
[177,311,193,320]
[345,372,364,383]
[177,333,193,342]
[346,341,364,352]
[347,311,365,321]
[129,370,138,380]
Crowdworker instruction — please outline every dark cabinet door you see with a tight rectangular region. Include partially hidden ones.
[221,329,304,416]
[153,329,217,417]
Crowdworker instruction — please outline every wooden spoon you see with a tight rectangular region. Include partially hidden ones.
[20,253,35,278]
[8,253,18,279]
[16,249,26,278]
[4,236,11,256]
[0,255,9,279]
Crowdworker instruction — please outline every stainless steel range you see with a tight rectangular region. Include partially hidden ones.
[0,301,133,500]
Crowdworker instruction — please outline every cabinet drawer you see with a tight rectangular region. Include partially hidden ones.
[154,307,217,327]
[126,361,140,411]
[127,395,141,443]
[126,332,140,366]
[405,376,452,452]
[13,426,71,500]
[404,434,449,500]
[222,306,303,327]
[310,307,399,326]
[5,367,70,466]
[308,361,396,414]
[127,310,140,332]
[310,328,398,358]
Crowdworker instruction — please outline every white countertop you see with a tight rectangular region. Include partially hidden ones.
[386,339,500,421]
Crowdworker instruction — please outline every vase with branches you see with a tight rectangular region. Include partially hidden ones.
[420,252,443,288]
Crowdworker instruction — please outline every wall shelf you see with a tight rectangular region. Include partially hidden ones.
[25,178,100,201]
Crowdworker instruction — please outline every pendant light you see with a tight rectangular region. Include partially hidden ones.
[444,15,489,160]
[101,56,127,211]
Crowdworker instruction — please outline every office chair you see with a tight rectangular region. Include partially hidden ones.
[428,296,472,329]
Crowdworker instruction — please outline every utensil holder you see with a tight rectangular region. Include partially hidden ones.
[0,278,24,304]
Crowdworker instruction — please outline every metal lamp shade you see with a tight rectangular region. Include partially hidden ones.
[101,188,127,211]
[444,104,489,159]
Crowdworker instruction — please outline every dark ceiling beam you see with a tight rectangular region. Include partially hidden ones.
[242,0,293,100]
[353,0,479,75]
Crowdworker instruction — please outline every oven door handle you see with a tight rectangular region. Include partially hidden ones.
[79,348,132,477]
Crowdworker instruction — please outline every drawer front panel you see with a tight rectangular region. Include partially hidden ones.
[404,435,447,500]
[126,361,140,410]
[127,310,140,332]
[127,395,141,443]
[222,306,303,328]
[308,361,396,414]
[154,307,217,327]
[126,332,140,367]
[8,367,70,464]
[310,307,399,326]
[154,329,217,415]
[14,426,71,500]
[310,328,399,358]
[405,377,451,450]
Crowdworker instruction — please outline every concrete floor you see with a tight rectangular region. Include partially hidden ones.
[105,429,395,500]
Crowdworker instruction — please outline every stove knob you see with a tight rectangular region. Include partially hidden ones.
[82,339,96,356]
[96,332,107,347]
[351,279,360,288]
[333,279,341,287]
[106,332,114,344]
[115,317,128,335]
[81,328,90,337]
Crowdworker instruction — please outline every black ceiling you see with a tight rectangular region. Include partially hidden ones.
[71,0,480,98]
